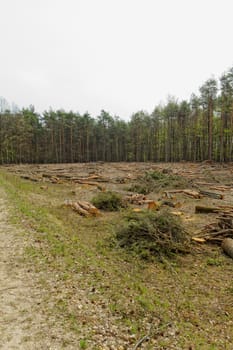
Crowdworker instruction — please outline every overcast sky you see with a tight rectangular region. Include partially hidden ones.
[1,0,233,118]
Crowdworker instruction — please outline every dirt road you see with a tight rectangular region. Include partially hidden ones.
[0,188,51,349]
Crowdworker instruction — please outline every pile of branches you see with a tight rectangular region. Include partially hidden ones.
[115,209,190,260]
[127,170,191,195]
[194,213,233,244]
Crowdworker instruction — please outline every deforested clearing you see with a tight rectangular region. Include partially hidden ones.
[0,161,233,349]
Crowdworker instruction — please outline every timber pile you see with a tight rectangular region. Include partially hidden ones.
[195,205,233,214]
[164,189,223,200]
[124,194,147,205]
[64,200,100,217]
[18,170,108,189]
[124,194,157,206]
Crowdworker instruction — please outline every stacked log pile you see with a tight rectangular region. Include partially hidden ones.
[64,200,101,217]
[164,189,224,200]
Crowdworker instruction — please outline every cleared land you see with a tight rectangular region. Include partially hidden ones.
[0,162,233,349]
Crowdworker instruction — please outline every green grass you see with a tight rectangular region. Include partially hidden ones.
[0,169,232,349]
[79,339,88,349]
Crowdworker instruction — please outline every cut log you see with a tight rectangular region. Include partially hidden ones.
[73,202,90,216]
[195,205,221,214]
[209,186,231,192]
[195,182,216,186]
[163,191,174,199]
[222,238,233,259]
[75,180,105,191]
[64,200,100,217]
[77,200,100,216]
[147,201,160,210]
[164,189,201,199]
[182,190,202,199]
[199,190,223,200]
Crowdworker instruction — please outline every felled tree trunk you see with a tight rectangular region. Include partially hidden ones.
[195,205,220,213]
[222,238,233,259]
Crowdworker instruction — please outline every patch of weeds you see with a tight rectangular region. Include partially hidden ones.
[136,295,155,312]
[79,339,88,349]
[123,318,139,334]
[109,302,120,314]
[91,191,126,211]
[56,299,68,313]
[206,257,223,266]
[115,209,190,260]
[226,286,233,294]
[127,170,190,194]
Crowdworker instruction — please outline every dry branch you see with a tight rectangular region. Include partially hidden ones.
[193,213,233,245]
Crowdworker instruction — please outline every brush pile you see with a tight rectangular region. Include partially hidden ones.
[127,170,191,195]
[115,210,189,260]
[193,213,233,244]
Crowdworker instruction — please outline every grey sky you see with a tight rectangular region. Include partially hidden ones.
[1,0,233,118]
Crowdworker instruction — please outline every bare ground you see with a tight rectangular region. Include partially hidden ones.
[0,188,79,349]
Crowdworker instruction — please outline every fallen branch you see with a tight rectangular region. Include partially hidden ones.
[132,322,172,350]
[192,213,233,245]
[132,333,150,350]
[75,180,105,191]
[195,205,233,214]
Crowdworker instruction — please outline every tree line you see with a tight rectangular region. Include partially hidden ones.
[0,66,233,164]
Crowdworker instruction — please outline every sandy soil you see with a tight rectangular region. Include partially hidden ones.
[0,188,54,349]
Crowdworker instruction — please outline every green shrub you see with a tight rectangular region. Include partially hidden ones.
[115,209,189,260]
[91,191,126,211]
